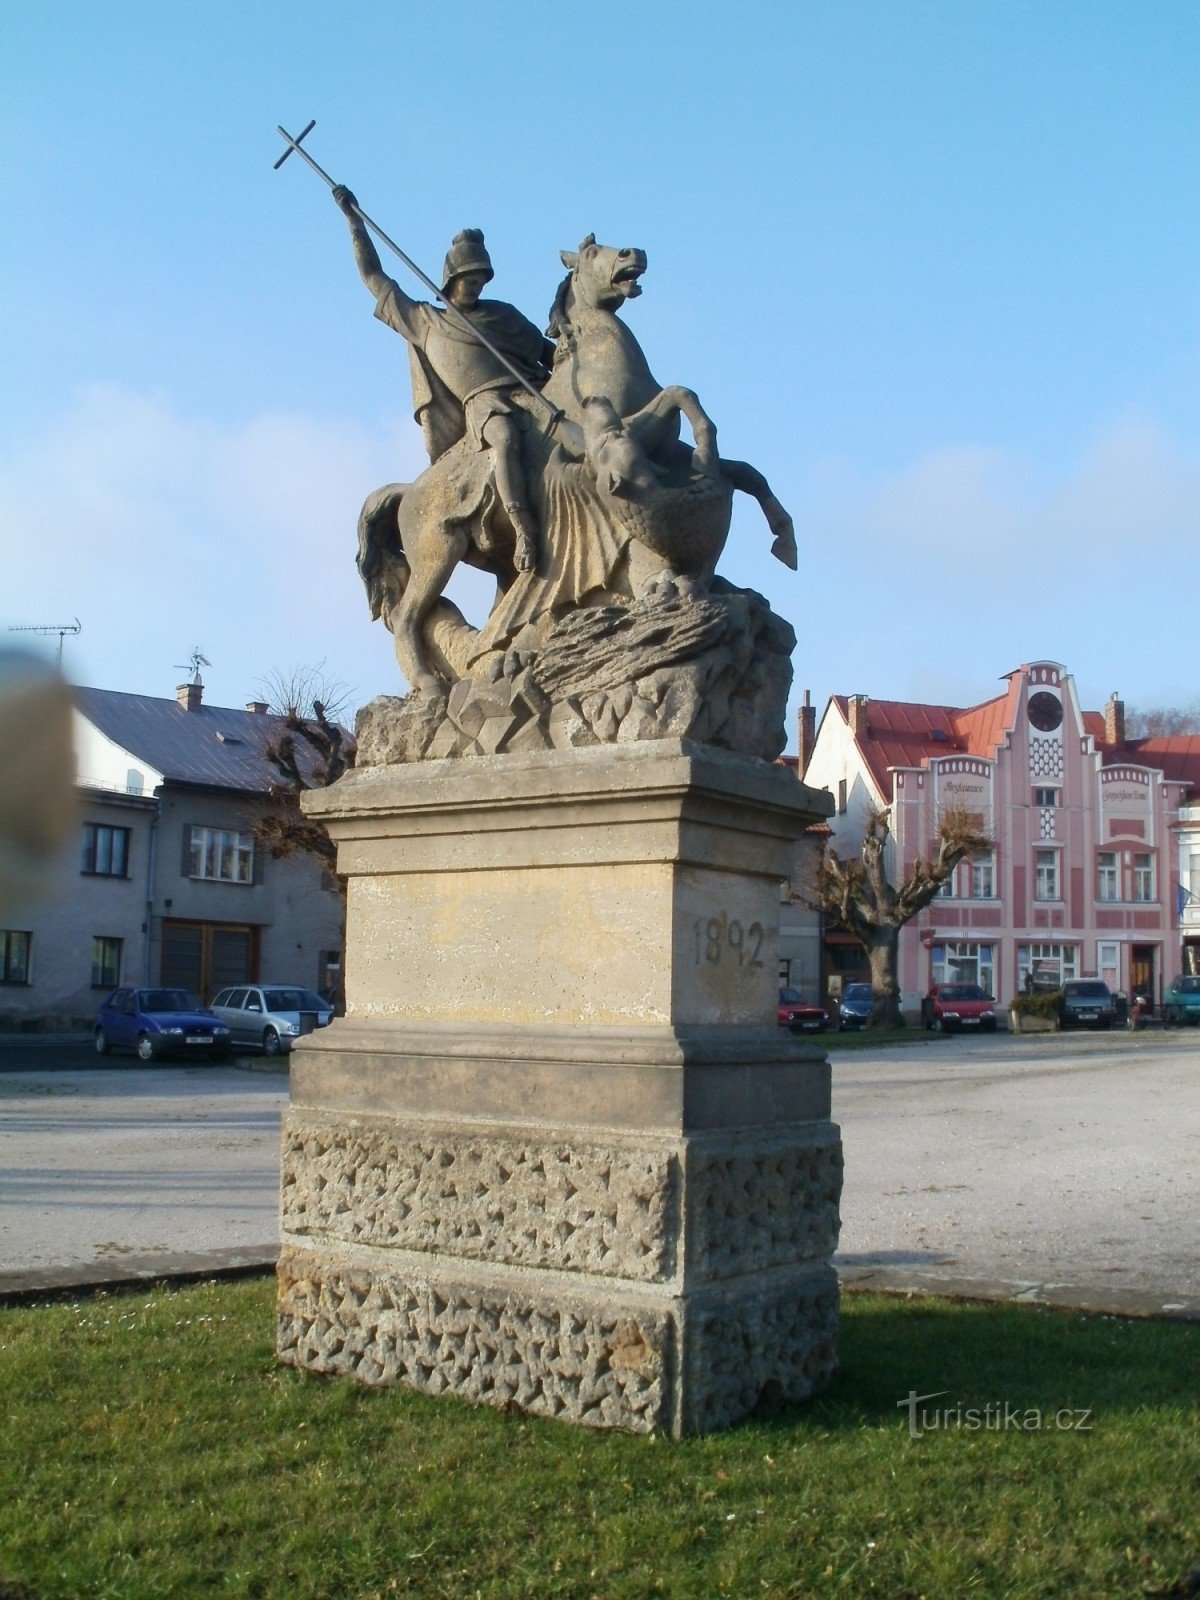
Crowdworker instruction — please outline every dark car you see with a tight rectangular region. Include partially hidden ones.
[94,987,232,1062]
[921,983,997,1032]
[837,982,873,1030]
[1057,980,1116,1030]
[778,987,827,1033]
[1163,975,1200,1026]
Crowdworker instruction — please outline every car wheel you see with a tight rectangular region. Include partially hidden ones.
[94,1029,110,1056]
[136,1033,155,1063]
[262,1027,282,1057]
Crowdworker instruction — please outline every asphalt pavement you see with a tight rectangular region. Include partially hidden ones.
[1,1028,1197,1318]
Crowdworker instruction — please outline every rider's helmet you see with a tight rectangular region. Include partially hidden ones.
[442,229,494,293]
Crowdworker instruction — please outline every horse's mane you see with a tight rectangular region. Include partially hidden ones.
[546,272,575,346]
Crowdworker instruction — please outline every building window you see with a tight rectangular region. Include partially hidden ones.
[1132,853,1154,903]
[187,826,254,884]
[1034,849,1060,901]
[1097,852,1118,902]
[1190,852,1200,899]
[936,864,958,899]
[82,823,130,877]
[91,936,123,988]
[837,779,847,815]
[1097,941,1120,992]
[1,931,32,985]
[1034,788,1059,808]
[1017,943,1078,991]
[970,853,995,899]
[932,941,995,995]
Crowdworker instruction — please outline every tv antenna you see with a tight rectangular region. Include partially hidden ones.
[6,617,82,666]
[174,648,211,684]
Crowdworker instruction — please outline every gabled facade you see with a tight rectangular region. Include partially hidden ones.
[804,662,1200,1014]
[1,681,344,1025]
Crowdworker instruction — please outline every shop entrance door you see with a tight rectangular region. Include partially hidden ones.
[1130,945,1158,1010]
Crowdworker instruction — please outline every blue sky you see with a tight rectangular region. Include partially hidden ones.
[2,1,1197,743]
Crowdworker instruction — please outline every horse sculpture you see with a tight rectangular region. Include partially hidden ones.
[357,235,798,695]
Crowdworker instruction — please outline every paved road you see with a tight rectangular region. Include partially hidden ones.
[1,1030,1197,1316]
[832,1027,1200,1318]
[0,1049,287,1293]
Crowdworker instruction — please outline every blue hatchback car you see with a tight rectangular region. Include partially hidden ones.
[94,987,232,1062]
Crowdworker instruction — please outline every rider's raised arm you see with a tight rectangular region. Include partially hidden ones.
[332,185,420,322]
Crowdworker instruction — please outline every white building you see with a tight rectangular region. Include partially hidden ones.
[1,679,344,1025]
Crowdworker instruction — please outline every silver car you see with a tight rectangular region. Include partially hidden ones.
[209,984,334,1055]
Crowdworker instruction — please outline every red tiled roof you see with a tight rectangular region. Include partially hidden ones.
[835,688,1018,800]
[1109,735,1200,792]
[838,683,1200,801]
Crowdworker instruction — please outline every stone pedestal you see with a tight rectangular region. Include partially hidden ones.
[278,740,841,1435]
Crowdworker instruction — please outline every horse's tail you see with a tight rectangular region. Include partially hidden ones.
[357,483,410,623]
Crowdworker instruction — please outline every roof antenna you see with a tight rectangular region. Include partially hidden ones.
[174,648,210,685]
[6,617,81,667]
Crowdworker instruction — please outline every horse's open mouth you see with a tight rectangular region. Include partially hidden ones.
[612,260,646,296]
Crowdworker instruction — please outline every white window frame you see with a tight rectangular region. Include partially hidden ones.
[1034,849,1060,902]
[970,853,995,899]
[1017,943,1078,991]
[1132,853,1154,903]
[188,825,254,885]
[1097,941,1120,990]
[1097,852,1118,903]
[932,941,995,995]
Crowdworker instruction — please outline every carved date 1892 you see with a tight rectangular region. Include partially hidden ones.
[694,913,765,967]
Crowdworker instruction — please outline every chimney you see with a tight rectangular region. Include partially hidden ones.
[798,690,816,775]
[176,679,203,712]
[848,693,868,740]
[246,700,270,715]
[1105,692,1125,747]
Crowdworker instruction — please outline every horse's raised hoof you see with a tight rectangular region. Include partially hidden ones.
[770,532,799,570]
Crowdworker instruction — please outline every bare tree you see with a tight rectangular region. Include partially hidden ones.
[1125,702,1200,738]
[806,806,993,1028]
[251,667,357,1009]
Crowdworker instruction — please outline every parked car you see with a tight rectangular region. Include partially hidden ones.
[209,984,335,1055]
[837,982,873,1030]
[1057,979,1116,1030]
[921,983,997,1032]
[778,987,827,1033]
[1163,975,1200,1026]
[94,987,231,1062]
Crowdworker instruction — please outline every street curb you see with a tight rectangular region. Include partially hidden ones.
[838,1264,1200,1323]
[0,1245,279,1307]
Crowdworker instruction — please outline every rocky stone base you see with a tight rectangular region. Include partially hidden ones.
[277,1246,838,1436]
[276,1110,842,1434]
[356,580,795,766]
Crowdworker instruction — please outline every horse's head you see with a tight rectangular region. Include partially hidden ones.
[547,234,647,338]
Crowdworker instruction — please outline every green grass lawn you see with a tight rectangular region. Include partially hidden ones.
[1,1279,1195,1599]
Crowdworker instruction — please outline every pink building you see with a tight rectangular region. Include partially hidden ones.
[803,661,1200,1014]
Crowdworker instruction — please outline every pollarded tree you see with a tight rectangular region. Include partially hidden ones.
[809,806,993,1028]
[252,667,356,1009]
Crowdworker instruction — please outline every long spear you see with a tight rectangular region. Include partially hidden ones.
[274,121,563,430]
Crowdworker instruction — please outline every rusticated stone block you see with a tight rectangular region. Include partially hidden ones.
[685,1131,843,1278]
[277,1248,671,1433]
[280,1116,678,1281]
